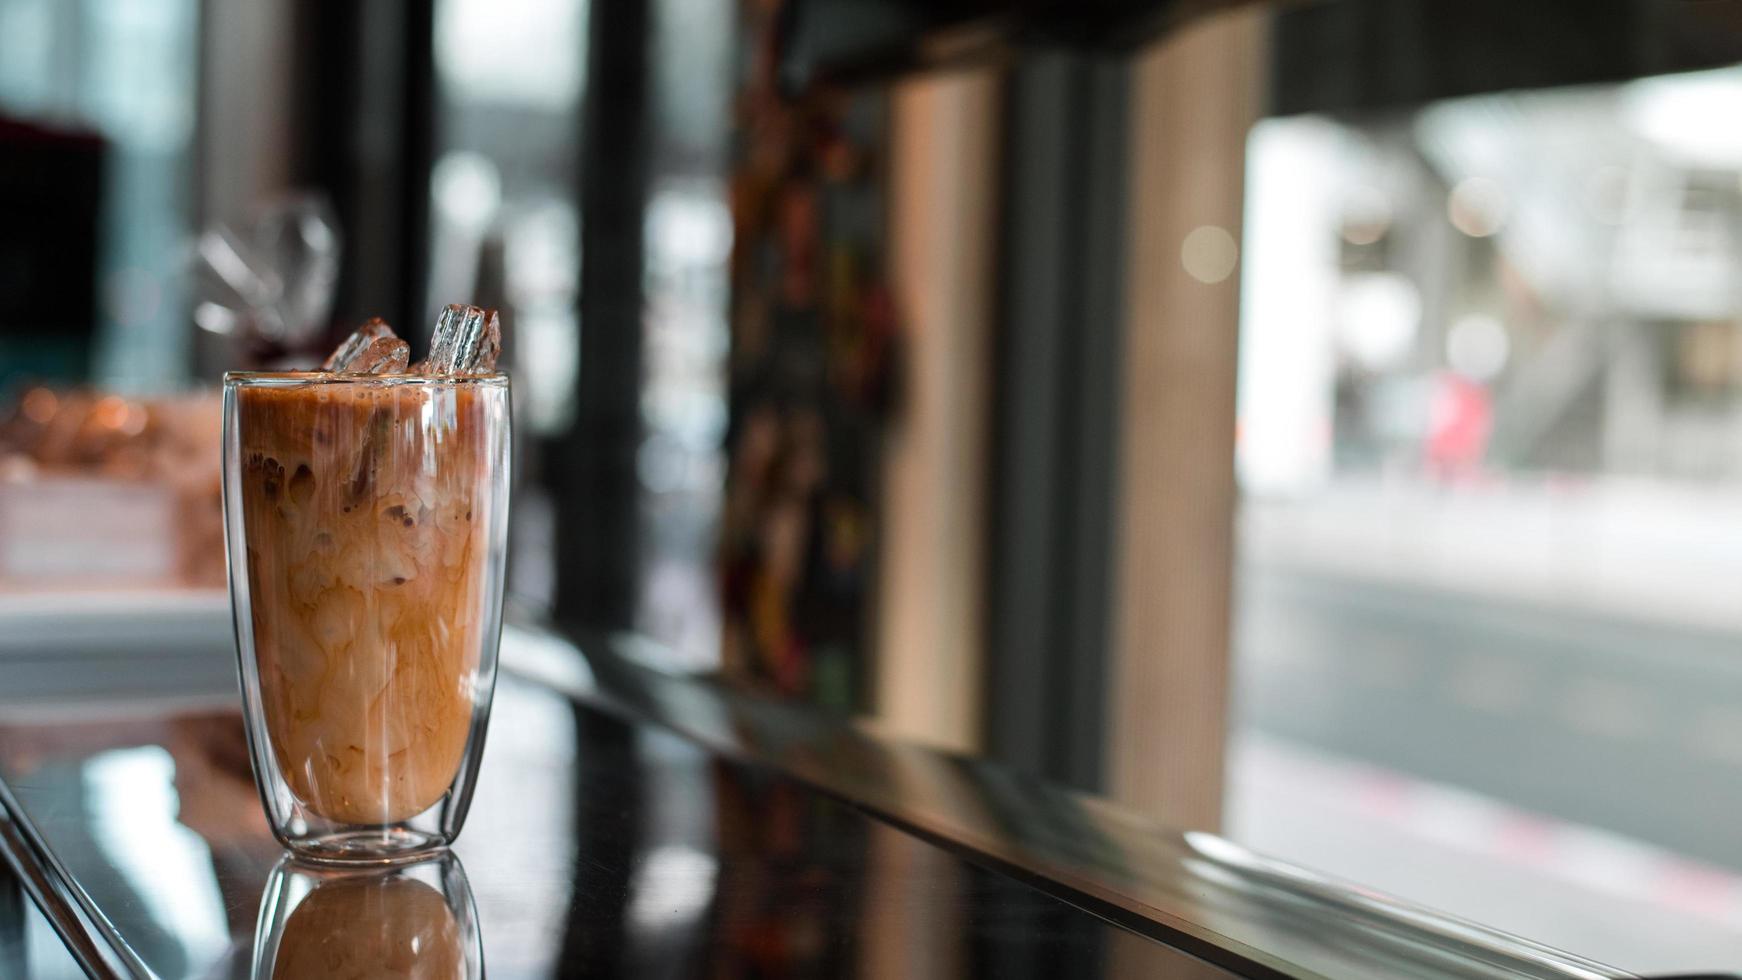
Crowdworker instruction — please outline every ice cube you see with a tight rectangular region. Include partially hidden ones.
[347,337,411,375]
[416,305,501,375]
[323,319,410,374]
[322,319,390,370]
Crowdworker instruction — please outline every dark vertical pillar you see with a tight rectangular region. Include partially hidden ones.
[985,56,1072,786]
[289,0,432,339]
[983,52,1129,794]
[289,1,361,312]
[553,0,651,628]
[1058,57,1130,789]
[395,0,435,334]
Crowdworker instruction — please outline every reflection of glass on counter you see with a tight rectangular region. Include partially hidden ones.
[0,387,224,588]
[252,852,481,980]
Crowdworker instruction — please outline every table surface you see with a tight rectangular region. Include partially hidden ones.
[0,619,1690,979]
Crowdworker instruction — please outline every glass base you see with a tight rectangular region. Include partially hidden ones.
[285,827,449,866]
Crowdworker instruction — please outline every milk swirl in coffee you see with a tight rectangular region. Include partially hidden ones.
[234,308,502,825]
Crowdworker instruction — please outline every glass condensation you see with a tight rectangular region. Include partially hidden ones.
[251,852,483,979]
[221,372,511,863]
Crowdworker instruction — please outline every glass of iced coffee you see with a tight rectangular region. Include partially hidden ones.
[222,307,509,863]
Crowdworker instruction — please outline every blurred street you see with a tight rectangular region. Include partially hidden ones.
[1235,485,1742,871]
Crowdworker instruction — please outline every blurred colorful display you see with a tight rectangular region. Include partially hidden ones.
[719,0,900,706]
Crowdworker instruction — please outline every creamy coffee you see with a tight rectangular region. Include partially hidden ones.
[236,380,495,825]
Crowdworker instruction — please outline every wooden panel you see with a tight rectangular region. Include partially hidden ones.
[873,69,1000,754]
[1106,9,1266,832]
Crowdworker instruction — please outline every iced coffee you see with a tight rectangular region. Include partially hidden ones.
[226,307,508,845]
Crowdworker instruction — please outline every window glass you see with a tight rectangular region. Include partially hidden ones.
[1232,66,1742,968]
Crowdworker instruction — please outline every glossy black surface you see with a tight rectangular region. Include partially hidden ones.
[528,632,1638,980]
[0,669,1231,979]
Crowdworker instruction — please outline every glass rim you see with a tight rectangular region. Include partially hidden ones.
[223,371,508,388]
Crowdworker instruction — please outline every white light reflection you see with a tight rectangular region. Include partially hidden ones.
[628,844,719,933]
[1448,176,1509,238]
[193,300,239,336]
[647,188,733,270]
[84,747,229,965]
[500,628,596,694]
[1181,224,1240,284]
[1237,118,1340,495]
[1341,184,1393,245]
[432,153,502,232]
[435,0,585,110]
[1622,66,1742,165]
[1446,313,1510,382]
[426,151,505,316]
[1337,272,1421,371]
[507,202,581,434]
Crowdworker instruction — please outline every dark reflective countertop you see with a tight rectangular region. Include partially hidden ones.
[0,619,1684,979]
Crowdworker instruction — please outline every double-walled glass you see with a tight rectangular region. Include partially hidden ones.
[222,372,510,862]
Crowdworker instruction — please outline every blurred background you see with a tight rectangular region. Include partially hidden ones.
[9,0,1742,972]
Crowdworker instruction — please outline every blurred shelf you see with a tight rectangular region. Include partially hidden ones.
[0,589,230,658]
[0,589,235,706]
